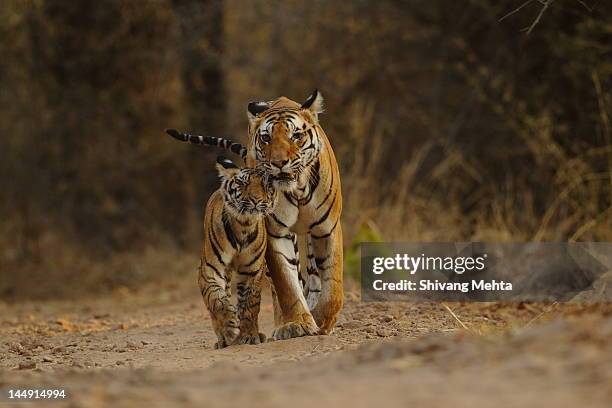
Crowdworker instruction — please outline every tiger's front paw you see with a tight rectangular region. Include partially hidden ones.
[271,320,318,341]
[311,291,343,335]
[236,332,266,345]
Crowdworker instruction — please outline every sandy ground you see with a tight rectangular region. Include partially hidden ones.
[1,280,611,407]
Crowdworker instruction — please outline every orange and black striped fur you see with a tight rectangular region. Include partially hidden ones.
[199,156,277,348]
[245,90,343,339]
[168,90,343,340]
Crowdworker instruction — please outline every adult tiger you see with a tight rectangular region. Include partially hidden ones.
[245,90,343,339]
[167,90,343,339]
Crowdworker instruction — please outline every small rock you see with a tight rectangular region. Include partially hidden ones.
[342,320,364,330]
[42,356,54,363]
[52,346,66,354]
[18,361,36,370]
[116,360,125,365]
[376,328,390,337]
[381,315,394,323]
[8,342,25,354]
[141,340,151,346]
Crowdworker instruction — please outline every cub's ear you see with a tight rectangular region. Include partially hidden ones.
[216,155,240,180]
[217,155,238,169]
[301,89,324,120]
[247,101,270,126]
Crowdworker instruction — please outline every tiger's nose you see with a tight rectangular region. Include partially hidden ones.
[272,159,289,169]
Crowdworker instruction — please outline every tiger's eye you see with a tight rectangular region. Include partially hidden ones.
[261,133,271,143]
[292,132,303,140]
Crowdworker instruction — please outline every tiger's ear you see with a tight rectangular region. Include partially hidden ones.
[216,156,240,181]
[301,89,324,120]
[247,101,270,126]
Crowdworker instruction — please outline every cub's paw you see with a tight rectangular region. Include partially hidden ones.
[214,326,240,349]
[214,340,228,349]
[236,332,266,345]
[272,320,318,341]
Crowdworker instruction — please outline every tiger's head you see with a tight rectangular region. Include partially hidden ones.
[216,156,278,219]
[246,89,324,191]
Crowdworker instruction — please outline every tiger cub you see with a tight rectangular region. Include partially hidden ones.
[199,156,277,348]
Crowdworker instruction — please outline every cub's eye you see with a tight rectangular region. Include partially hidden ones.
[260,133,271,144]
[292,132,303,141]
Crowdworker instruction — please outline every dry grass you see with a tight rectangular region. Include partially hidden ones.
[0,227,199,301]
[339,91,612,247]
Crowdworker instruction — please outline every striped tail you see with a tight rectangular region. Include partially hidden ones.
[166,128,247,160]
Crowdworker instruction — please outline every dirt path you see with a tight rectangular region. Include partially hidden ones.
[1,281,611,407]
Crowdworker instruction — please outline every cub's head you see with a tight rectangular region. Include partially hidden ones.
[216,156,277,219]
[246,89,324,191]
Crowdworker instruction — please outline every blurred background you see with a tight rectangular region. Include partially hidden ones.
[1,0,610,300]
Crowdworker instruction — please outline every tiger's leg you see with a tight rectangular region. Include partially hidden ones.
[266,228,318,340]
[304,233,322,310]
[198,261,239,349]
[310,223,344,334]
[235,264,266,345]
[266,268,283,327]
[293,234,306,291]
[225,268,232,298]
